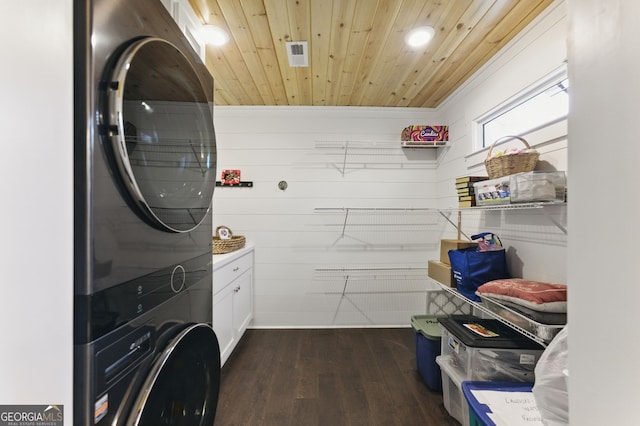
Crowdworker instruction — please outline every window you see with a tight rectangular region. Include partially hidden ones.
[479,70,569,148]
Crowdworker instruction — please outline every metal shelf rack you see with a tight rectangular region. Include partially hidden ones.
[433,280,561,347]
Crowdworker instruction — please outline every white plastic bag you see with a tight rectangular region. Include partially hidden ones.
[533,325,569,425]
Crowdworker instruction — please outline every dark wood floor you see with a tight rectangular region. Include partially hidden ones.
[214,328,458,426]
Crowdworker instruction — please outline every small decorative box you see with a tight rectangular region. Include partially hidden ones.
[221,169,241,184]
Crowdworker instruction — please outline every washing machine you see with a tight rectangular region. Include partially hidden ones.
[74,0,220,424]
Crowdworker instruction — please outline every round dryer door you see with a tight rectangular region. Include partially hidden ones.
[128,323,221,426]
[106,37,217,233]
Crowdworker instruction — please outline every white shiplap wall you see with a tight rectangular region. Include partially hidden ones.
[212,1,569,328]
[212,107,451,327]
[436,0,568,284]
[568,1,640,424]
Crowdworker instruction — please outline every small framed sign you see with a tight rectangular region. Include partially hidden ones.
[221,169,241,185]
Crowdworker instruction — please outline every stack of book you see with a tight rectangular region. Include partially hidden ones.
[455,176,487,207]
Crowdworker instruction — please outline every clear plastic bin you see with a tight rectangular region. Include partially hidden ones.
[436,355,470,426]
[510,171,566,203]
[439,316,544,382]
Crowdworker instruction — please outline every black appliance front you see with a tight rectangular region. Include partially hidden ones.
[75,0,217,295]
[75,255,220,425]
[74,0,220,424]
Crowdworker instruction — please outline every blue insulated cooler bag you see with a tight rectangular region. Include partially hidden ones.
[448,246,509,301]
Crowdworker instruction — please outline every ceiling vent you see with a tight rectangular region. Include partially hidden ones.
[286,41,308,67]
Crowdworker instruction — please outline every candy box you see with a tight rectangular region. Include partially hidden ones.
[401,125,448,145]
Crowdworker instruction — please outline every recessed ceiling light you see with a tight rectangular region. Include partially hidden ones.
[201,24,230,46]
[405,26,435,48]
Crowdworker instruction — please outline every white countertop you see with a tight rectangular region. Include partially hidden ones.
[211,243,255,269]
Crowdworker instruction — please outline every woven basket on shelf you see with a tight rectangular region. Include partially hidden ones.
[484,136,539,179]
[212,226,246,254]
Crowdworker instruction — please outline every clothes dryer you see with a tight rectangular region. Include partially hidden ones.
[74,0,220,424]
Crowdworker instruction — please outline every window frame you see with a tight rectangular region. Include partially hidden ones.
[473,65,569,152]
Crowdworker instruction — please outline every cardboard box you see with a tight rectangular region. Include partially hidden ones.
[428,260,453,287]
[440,240,478,265]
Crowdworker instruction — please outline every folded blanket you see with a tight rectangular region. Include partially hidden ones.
[477,278,567,313]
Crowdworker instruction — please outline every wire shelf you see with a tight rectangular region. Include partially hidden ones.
[433,280,551,346]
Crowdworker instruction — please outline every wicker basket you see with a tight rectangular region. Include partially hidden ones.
[212,226,246,254]
[485,136,539,179]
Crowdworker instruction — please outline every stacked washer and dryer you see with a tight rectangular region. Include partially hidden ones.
[74,0,221,424]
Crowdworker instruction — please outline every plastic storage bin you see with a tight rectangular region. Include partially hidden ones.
[510,171,566,203]
[461,381,537,426]
[438,316,544,382]
[436,355,470,426]
[411,315,444,391]
[473,177,511,206]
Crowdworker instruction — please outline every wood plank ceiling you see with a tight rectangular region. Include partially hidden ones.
[188,0,555,108]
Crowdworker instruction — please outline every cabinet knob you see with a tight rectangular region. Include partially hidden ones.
[233,266,240,272]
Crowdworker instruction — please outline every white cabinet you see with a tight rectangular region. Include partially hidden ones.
[212,245,254,366]
[159,0,207,61]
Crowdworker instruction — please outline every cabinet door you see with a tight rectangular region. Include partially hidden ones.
[233,269,253,338]
[213,252,253,295]
[212,284,235,366]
